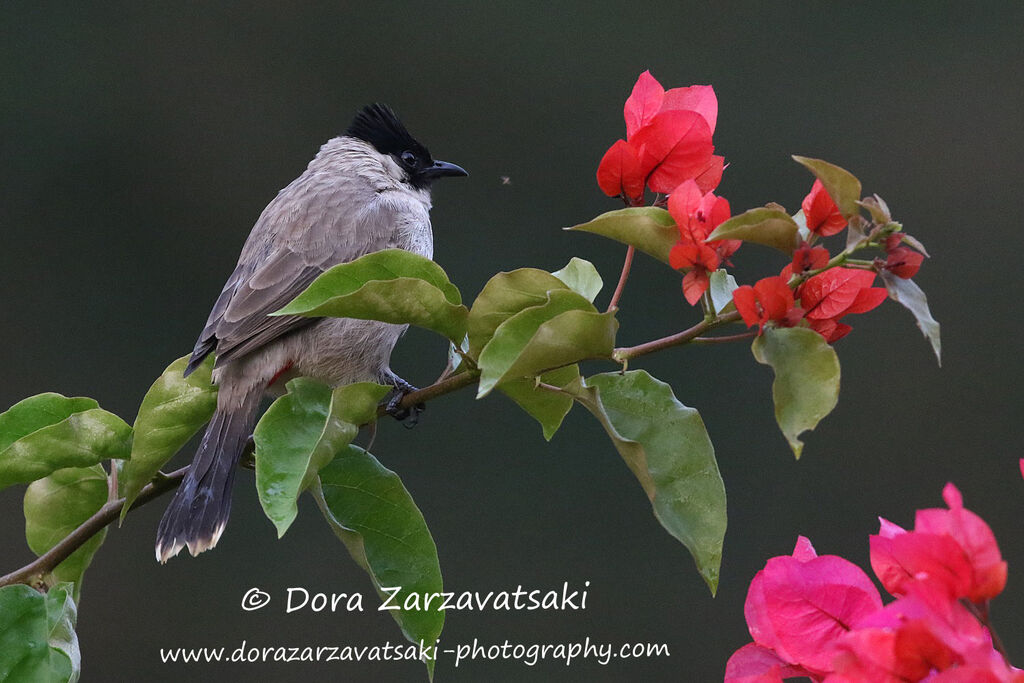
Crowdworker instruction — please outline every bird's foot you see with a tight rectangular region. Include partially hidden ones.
[384,376,425,429]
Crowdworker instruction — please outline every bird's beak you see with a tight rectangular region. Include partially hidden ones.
[422,159,468,180]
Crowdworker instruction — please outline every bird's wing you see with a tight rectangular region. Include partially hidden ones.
[184,193,410,375]
[185,245,325,373]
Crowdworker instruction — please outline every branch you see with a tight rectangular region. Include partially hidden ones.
[3,307,748,590]
[613,311,742,362]
[374,369,479,418]
[0,465,188,589]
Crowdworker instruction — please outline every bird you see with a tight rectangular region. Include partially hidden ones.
[155,104,467,563]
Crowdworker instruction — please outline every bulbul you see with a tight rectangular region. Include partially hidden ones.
[155,104,467,562]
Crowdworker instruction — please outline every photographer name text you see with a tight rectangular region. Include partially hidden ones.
[241,581,591,614]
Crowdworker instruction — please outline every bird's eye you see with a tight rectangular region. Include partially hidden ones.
[400,150,418,167]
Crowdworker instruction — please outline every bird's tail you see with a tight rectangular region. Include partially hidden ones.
[155,386,262,563]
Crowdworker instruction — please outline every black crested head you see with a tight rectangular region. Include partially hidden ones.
[346,103,430,160]
[345,103,467,189]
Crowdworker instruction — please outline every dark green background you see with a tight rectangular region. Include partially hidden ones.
[1,3,1020,681]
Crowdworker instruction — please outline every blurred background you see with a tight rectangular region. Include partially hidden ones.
[1,2,1021,681]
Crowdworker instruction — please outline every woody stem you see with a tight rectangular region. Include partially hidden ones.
[607,245,636,312]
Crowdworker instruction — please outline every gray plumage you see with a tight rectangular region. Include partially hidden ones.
[156,106,466,562]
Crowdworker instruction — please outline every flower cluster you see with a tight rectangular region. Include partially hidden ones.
[731,178,916,343]
[725,484,1018,682]
[596,72,930,345]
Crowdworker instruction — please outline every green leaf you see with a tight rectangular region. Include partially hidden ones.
[313,446,443,678]
[498,365,580,440]
[0,583,79,682]
[0,409,131,491]
[706,207,800,254]
[708,269,738,315]
[44,583,80,682]
[466,268,571,359]
[0,585,49,681]
[792,156,863,219]
[254,379,390,538]
[0,394,99,454]
[566,371,726,594]
[120,354,217,521]
[880,271,941,365]
[551,257,603,303]
[567,206,677,265]
[476,290,617,397]
[24,465,108,600]
[752,327,841,459]
[274,249,468,343]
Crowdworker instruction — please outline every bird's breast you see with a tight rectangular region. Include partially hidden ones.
[366,188,434,259]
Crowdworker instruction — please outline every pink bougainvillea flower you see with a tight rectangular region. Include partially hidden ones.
[884,232,904,252]
[884,246,925,279]
[631,110,714,193]
[670,241,720,272]
[724,643,819,683]
[670,241,720,304]
[806,317,854,344]
[796,267,887,342]
[791,244,830,274]
[799,268,886,321]
[667,180,716,241]
[624,71,718,139]
[834,582,1002,680]
[596,139,644,204]
[869,518,973,600]
[913,484,1008,603]
[729,486,1021,683]
[668,179,731,243]
[926,668,1013,683]
[797,268,886,342]
[599,71,721,201]
[733,276,802,334]
[803,179,847,236]
[828,618,959,682]
[661,83,718,134]
[623,70,665,138]
[739,536,883,675]
[882,233,926,279]
[694,154,726,194]
[667,180,737,305]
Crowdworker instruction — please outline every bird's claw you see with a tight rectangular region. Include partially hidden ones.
[385,381,425,429]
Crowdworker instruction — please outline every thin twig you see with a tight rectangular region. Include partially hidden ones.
[691,331,757,345]
[613,311,742,362]
[606,245,635,312]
